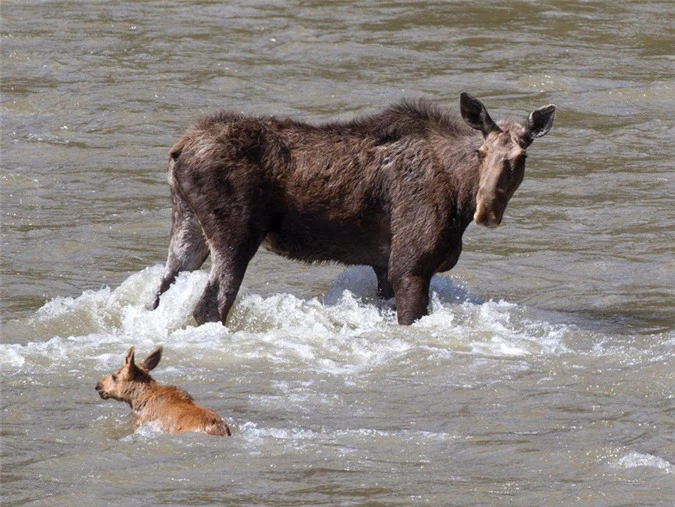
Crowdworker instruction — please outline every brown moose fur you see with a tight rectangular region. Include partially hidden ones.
[95,346,230,436]
[152,93,555,325]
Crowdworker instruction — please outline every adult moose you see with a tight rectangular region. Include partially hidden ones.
[152,93,555,325]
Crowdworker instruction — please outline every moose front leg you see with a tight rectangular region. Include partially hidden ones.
[372,266,394,299]
[390,271,431,325]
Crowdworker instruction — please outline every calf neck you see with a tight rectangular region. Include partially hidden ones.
[152,93,555,325]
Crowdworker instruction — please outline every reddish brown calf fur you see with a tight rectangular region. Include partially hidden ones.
[152,93,555,325]
[95,346,230,436]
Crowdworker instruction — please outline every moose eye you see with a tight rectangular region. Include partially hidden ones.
[503,161,513,178]
[513,154,527,169]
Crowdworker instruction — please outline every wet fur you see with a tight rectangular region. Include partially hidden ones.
[95,346,230,436]
[153,94,555,325]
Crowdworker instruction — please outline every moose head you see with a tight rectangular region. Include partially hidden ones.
[95,346,162,405]
[460,92,556,228]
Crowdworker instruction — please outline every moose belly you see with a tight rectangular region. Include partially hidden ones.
[262,215,390,267]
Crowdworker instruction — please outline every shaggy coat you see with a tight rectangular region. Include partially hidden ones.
[153,93,555,325]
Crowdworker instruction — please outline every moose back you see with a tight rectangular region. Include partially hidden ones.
[152,93,555,325]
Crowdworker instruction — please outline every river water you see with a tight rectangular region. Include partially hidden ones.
[1,1,673,505]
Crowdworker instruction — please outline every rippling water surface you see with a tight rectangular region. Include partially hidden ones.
[2,1,673,505]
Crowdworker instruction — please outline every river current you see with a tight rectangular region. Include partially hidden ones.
[2,1,673,505]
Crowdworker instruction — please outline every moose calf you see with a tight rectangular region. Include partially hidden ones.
[95,346,230,436]
[153,93,555,325]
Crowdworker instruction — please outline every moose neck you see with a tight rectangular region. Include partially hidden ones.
[442,131,484,230]
[126,378,158,412]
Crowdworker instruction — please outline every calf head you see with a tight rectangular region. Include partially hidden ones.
[95,346,163,404]
[460,92,556,228]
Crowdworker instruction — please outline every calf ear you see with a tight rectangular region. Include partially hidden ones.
[124,346,136,367]
[526,104,556,139]
[140,346,163,372]
[460,92,500,137]
[124,346,142,378]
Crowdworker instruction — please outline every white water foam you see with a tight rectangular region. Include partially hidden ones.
[614,451,673,473]
[1,265,575,376]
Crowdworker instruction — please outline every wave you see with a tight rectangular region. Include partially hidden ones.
[1,265,582,378]
[613,451,673,473]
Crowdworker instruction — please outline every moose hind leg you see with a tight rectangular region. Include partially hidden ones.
[153,197,209,309]
[193,231,261,325]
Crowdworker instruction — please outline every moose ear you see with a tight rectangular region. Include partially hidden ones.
[460,92,500,137]
[526,104,556,139]
[139,346,163,372]
[124,346,136,367]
